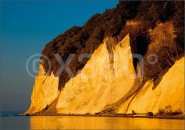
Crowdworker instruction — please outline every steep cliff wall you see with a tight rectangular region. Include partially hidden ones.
[26,34,136,114]
[55,35,136,114]
[25,1,184,116]
[26,65,59,115]
[25,34,184,115]
[118,57,184,114]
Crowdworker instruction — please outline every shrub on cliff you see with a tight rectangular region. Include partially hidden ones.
[143,20,184,81]
[157,106,183,116]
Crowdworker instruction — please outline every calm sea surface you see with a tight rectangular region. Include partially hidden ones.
[0,116,184,129]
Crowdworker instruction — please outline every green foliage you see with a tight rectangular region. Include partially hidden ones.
[172,1,184,50]
[137,1,175,23]
[137,1,184,81]
[41,1,184,90]
[41,1,141,90]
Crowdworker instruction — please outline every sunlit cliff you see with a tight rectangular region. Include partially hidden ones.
[25,1,184,116]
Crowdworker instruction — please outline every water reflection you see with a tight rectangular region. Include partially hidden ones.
[30,116,184,129]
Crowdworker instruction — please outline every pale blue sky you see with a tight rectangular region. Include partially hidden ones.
[0,0,118,113]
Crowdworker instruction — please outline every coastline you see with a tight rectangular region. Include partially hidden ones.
[18,113,185,120]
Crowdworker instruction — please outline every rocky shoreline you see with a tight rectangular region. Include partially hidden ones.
[19,113,185,120]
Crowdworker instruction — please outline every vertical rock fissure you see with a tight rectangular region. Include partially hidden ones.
[106,38,116,76]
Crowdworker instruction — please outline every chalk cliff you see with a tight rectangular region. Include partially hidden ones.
[25,1,184,116]
[26,34,184,115]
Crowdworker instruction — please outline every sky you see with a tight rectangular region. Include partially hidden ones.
[0,0,118,113]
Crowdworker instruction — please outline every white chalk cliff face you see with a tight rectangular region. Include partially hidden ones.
[26,65,59,114]
[56,35,136,114]
[25,34,184,115]
[118,57,184,114]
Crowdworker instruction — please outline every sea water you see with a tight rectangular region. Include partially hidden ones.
[0,116,184,129]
